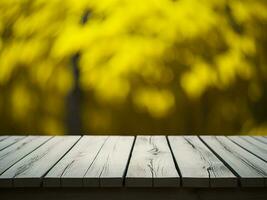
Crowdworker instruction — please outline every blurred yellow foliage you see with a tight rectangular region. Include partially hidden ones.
[0,0,267,134]
[134,88,174,118]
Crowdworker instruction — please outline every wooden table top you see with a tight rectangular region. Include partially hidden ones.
[0,135,266,188]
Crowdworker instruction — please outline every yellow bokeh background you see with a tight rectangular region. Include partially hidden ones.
[0,0,267,134]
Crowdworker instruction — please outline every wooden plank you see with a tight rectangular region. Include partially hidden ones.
[0,136,51,175]
[84,136,134,187]
[44,136,108,187]
[200,136,267,187]
[228,136,267,162]
[0,136,80,187]
[0,136,25,151]
[126,136,180,187]
[0,136,9,142]
[168,136,237,187]
[252,136,267,145]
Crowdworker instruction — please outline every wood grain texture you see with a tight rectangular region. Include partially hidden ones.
[228,136,267,162]
[168,136,237,187]
[252,136,267,145]
[0,136,80,187]
[44,136,108,187]
[126,136,180,187]
[0,136,51,175]
[0,136,25,151]
[84,136,134,187]
[0,135,266,189]
[201,136,267,187]
[0,136,9,142]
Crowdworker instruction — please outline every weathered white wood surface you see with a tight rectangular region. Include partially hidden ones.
[126,136,180,187]
[0,136,80,187]
[252,136,267,145]
[168,136,237,187]
[84,136,134,187]
[201,136,267,187]
[228,136,267,162]
[0,136,9,142]
[0,136,25,151]
[44,136,108,187]
[0,136,51,174]
[0,135,267,188]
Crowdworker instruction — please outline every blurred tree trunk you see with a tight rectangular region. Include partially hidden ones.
[66,11,90,134]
